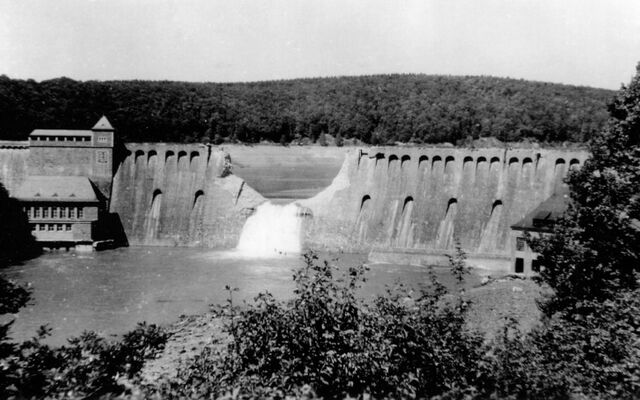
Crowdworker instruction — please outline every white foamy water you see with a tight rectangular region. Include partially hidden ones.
[236,202,304,257]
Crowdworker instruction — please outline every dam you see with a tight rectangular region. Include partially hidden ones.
[0,118,588,272]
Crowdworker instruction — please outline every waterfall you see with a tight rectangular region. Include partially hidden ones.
[237,202,305,257]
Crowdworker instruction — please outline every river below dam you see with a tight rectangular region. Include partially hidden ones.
[2,247,471,345]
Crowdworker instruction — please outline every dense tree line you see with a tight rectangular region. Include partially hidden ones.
[0,74,613,144]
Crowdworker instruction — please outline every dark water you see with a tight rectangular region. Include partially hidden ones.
[3,247,462,345]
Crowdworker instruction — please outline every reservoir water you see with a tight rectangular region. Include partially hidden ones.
[3,247,456,345]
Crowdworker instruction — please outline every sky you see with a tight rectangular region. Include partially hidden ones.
[1,0,639,89]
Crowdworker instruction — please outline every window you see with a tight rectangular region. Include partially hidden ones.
[77,207,83,218]
[532,259,541,273]
[69,207,76,219]
[47,224,53,231]
[515,258,524,273]
[34,207,41,218]
[60,207,67,219]
[31,224,36,232]
[98,136,108,143]
[43,207,49,218]
[97,150,108,163]
[52,207,58,218]
[516,237,526,251]
[65,224,72,231]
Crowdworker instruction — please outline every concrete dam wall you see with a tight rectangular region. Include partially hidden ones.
[0,140,589,263]
[300,147,589,258]
[109,143,265,247]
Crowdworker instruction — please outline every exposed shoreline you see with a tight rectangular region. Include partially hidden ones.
[139,274,545,386]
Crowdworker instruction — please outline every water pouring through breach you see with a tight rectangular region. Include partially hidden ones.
[236,202,305,257]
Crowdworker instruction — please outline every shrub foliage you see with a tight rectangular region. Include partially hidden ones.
[156,251,484,399]
[0,275,168,399]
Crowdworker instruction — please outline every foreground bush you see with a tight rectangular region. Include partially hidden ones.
[0,295,168,399]
[484,287,640,399]
[153,251,484,399]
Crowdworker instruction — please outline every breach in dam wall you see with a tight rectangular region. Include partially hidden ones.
[0,137,589,263]
[300,146,588,259]
[109,143,265,247]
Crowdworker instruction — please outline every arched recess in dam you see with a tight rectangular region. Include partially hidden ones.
[144,189,163,243]
[478,200,504,253]
[435,198,458,250]
[393,196,414,248]
[354,195,373,243]
[190,151,200,171]
[189,190,205,236]
[298,146,589,257]
[107,144,590,257]
[148,150,157,167]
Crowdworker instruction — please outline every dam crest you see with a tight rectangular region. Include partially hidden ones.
[0,126,587,271]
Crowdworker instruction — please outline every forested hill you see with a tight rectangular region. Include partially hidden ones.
[0,74,614,145]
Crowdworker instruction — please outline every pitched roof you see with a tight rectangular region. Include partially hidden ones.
[14,176,99,202]
[30,129,93,137]
[511,189,570,232]
[92,115,114,131]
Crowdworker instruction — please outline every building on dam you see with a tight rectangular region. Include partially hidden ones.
[16,176,101,248]
[13,116,116,250]
[509,190,569,274]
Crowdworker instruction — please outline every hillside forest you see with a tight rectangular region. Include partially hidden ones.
[0,74,614,145]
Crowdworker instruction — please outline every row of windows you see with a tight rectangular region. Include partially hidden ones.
[31,136,92,142]
[31,223,72,232]
[514,257,541,273]
[23,206,84,219]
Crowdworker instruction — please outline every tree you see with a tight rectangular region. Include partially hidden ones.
[334,131,344,147]
[0,183,37,266]
[318,132,328,146]
[534,63,640,316]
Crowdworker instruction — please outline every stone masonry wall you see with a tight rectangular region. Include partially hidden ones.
[300,146,589,256]
[109,143,265,247]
